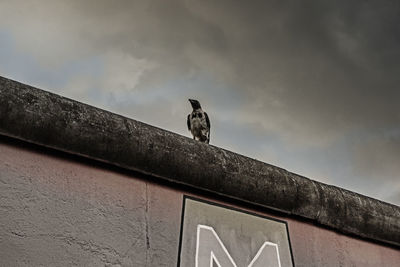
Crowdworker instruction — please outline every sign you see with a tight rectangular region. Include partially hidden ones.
[178,197,294,267]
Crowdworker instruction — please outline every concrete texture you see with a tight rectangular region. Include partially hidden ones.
[0,139,399,266]
[0,75,399,247]
[287,217,400,267]
[0,140,182,267]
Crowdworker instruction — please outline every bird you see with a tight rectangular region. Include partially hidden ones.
[187,99,210,144]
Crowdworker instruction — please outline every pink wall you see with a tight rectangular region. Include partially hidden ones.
[0,140,399,266]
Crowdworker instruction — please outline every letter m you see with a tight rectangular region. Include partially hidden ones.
[195,225,281,267]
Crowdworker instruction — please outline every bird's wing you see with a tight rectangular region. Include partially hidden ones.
[205,112,211,142]
[187,114,191,130]
[205,112,210,129]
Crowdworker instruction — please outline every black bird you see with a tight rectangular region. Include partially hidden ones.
[187,99,210,144]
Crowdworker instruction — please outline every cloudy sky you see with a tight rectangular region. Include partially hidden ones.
[0,0,399,205]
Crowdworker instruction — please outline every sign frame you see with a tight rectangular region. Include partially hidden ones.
[177,195,295,267]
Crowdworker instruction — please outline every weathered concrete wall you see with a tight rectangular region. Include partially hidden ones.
[0,76,399,266]
[1,137,399,266]
[0,139,181,266]
[1,76,399,248]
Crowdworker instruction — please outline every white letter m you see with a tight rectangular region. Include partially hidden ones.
[195,225,281,267]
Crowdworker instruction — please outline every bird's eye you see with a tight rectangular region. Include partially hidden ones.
[198,113,203,118]
[191,114,195,119]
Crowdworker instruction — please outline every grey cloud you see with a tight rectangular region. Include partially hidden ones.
[352,133,400,181]
[1,0,400,204]
[93,0,400,143]
[2,1,399,126]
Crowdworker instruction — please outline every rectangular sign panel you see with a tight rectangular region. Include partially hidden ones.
[178,197,294,267]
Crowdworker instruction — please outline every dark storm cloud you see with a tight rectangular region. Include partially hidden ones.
[1,0,399,203]
[62,0,400,139]
[352,132,400,180]
[186,1,400,135]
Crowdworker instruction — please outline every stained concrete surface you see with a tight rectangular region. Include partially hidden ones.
[0,141,181,266]
[0,140,399,266]
[287,216,400,267]
[1,75,399,247]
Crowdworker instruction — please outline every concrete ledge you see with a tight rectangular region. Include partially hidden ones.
[0,76,399,247]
